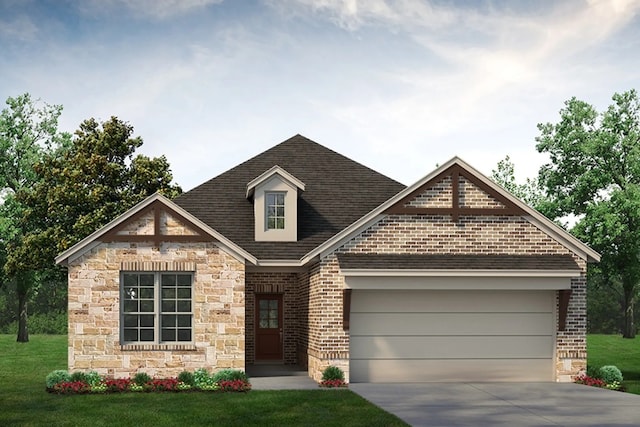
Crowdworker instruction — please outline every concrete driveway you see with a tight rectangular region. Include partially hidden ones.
[350,382,640,426]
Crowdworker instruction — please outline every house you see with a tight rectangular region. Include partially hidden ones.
[56,135,599,383]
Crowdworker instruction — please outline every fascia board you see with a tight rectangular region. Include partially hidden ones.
[340,269,582,278]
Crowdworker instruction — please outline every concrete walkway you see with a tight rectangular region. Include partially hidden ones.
[350,382,640,427]
[246,365,318,390]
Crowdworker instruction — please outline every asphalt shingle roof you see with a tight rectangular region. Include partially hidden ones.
[174,135,406,260]
[337,253,581,271]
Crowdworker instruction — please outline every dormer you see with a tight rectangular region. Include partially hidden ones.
[246,166,305,242]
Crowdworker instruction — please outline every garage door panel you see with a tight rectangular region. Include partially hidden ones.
[351,359,552,382]
[350,312,554,336]
[349,289,555,382]
[351,290,554,313]
[350,335,554,359]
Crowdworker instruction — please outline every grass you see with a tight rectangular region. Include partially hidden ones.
[0,335,407,426]
[588,334,640,394]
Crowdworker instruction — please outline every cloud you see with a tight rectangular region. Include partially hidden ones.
[79,0,225,20]
[0,14,38,42]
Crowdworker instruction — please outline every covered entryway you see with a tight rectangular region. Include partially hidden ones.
[349,288,556,382]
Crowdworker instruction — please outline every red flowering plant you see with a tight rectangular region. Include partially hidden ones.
[574,371,606,388]
[51,381,92,395]
[104,378,132,393]
[218,379,252,392]
[144,378,180,392]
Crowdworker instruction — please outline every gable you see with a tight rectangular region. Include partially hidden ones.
[304,157,599,264]
[56,194,256,266]
[102,200,210,245]
[386,164,523,221]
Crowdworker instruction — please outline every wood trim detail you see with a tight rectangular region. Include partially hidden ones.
[558,289,572,331]
[101,199,215,246]
[385,164,527,222]
[343,288,352,331]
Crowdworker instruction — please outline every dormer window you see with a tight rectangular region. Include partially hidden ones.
[266,192,286,230]
[247,166,305,242]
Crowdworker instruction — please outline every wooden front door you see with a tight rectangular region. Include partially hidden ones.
[255,294,283,361]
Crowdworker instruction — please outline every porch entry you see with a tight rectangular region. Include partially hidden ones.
[255,294,283,361]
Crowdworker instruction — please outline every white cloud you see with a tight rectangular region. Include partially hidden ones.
[79,0,225,20]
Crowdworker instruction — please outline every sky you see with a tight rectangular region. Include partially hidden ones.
[1,0,639,191]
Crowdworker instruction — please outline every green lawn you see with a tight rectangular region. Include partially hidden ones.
[588,334,640,394]
[0,335,407,426]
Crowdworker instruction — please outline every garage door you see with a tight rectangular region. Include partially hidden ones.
[350,289,555,382]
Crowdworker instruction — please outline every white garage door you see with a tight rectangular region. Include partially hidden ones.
[350,289,555,382]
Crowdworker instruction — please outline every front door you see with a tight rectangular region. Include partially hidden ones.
[255,294,283,361]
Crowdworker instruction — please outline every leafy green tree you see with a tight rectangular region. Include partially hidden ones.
[0,93,70,342]
[491,155,547,210]
[7,116,182,279]
[536,89,640,338]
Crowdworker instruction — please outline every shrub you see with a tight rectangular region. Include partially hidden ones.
[70,371,89,383]
[599,365,623,385]
[133,371,152,385]
[104,378,131,392]
[85,371,102,386]
[1,312,67,334]
[586,365,601,379]
[46,370,71,388]
[193,368,217,390]
[212,369,248,382]
[321,366,345,382]
[178,370,195,386]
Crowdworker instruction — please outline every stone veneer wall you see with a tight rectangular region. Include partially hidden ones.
[67,241,245,378]
[305,212,588,382]
[245,272,300,365]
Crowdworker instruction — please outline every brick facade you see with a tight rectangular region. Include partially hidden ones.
[64,165,590,384]
[302,183,588,382]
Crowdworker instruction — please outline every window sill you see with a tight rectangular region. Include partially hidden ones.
[120,343,197,351]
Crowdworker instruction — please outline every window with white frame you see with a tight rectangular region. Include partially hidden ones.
[266,192,286,230]
[121,272,193,344]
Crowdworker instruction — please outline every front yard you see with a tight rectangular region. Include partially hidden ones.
[587,334,640,394]
[0,335,406,426]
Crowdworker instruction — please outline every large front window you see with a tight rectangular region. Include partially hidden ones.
[266,192,285,230]
[121,272,193,344]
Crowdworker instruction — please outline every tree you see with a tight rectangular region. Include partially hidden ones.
[7,117,182,284]
[536,89,640,338]
[491,155,547,210]
[0,93,69,342]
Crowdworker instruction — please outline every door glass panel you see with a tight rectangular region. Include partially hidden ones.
[258,298,279,329]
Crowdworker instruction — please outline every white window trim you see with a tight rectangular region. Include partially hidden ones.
[265,191,286,230]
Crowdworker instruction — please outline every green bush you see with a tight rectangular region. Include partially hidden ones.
[193,368,216,389]
[85,371,102,386]
[70,372,89,383]
[321,366,345,382]
[46,370,71,388]
[599,365,623,384]
[212,369,248,382]
[133,372,152,385]
[178,370,195,386]
[586,365,601,379]
[0,312,67,334]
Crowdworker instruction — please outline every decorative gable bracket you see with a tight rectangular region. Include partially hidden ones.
[385,164,526,222]
[101,199,213,247]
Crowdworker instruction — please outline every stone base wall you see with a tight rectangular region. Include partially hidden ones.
[308,350,349,383]
[67,241,245,378]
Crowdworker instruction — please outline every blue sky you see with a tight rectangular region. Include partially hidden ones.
[1,0,639,190]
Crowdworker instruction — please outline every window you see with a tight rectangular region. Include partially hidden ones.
[266,192,285,230]
[121,272,193,344]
